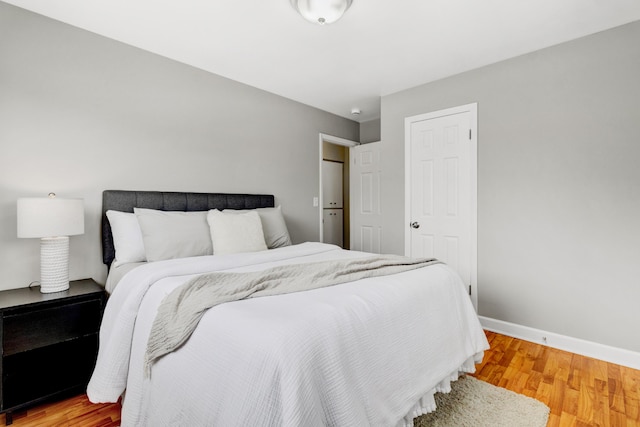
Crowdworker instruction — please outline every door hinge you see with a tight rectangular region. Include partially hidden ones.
[469,284,472,295]
[469,129,472,140]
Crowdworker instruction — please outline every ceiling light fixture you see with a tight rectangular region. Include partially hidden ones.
[290,0,353,25]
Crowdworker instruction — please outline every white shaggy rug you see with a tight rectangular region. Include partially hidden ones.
[414,376,550,427]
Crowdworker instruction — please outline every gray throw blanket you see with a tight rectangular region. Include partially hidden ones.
[144,254,441,375]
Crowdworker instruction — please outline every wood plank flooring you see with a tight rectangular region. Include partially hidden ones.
[2,331,639,426]
[0,396,120,427]
[473,331,640,426]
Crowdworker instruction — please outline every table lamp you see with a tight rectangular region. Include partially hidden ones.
[17,193,84,293]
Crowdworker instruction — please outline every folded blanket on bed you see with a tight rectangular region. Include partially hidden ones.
[145,254,441,375]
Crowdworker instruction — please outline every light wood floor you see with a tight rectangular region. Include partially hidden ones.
[2,331,639,426]
[473,331,640,426]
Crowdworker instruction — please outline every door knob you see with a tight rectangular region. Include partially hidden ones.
[410,221,420,229]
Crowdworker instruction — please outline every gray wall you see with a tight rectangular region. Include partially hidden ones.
[380,21,640,352]
[360,118,381,143]
[0,3,358,290]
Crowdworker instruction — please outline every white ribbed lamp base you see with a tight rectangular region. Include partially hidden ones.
[40,236,70,293]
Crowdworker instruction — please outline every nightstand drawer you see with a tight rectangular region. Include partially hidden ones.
[3,335,98,408]
[3,299,103,356]
[0,279,106,420]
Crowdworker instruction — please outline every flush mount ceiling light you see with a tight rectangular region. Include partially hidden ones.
[290,0,353,25]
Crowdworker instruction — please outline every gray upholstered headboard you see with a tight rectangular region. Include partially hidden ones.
[102,190,275,267]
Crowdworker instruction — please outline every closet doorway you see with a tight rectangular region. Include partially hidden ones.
[318,134,358,248]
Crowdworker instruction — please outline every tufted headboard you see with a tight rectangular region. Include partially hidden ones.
[102,190,275,267]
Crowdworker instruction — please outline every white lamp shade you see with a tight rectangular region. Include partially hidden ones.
[291,0,353,25]
[17,197,84,238]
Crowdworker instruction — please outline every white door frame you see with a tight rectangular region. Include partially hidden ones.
[319,133,359,242]
[404,103,478,309]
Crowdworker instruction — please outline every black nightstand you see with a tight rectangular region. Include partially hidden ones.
[0,279,106,425]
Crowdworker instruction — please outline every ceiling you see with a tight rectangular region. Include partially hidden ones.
[4,0,640,123]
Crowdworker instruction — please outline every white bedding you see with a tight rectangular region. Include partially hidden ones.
[104,261,145,294]
[88,242,489,427]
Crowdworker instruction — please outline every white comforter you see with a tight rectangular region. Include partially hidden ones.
[88,242,489,427]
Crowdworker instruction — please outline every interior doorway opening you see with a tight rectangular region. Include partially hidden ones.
[318,134,358,248]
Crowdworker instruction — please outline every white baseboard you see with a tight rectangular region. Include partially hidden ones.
[479,316,640,371]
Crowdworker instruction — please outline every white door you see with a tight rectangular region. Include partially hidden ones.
[322,161,343,208]
[405,104,477,308]
[350,142,383,253]
[323,209,343,247]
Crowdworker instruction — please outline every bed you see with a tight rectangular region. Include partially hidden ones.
[87,190,489,427]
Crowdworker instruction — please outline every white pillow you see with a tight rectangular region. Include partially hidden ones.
[106,210,146,267]
[207,209,268,255]
[134,208,213,262]
[223,206,292,249]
